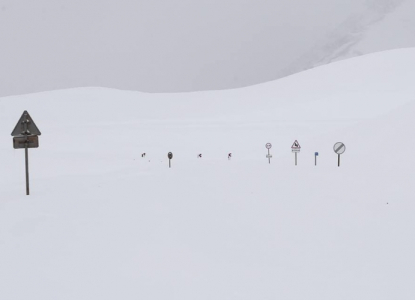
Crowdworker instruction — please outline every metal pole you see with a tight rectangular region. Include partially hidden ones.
[25,140,29,195]
[315,155,317,166]
[268,149,270,164]
[23,116,30,196]
[169,159,171,168]
[295,152,297,166]
[338,154,340,167]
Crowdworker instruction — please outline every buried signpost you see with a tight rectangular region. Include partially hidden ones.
[333,142,346,167]
[265,143,272,164]
[168,152,173,168]
[291,140,301,165]
[315,152,319,166]
[11,111,42,195]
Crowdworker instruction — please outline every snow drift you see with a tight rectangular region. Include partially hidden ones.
[1,48,415,299]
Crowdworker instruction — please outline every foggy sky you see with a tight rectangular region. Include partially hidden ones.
[0,0,367,96]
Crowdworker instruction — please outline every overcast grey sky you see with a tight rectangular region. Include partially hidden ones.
[0,0,367,96]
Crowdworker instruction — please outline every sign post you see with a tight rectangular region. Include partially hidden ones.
[168,152,173,168]
[265,143,272,164]
[333,142,346,167]
[291,140,301,166]
[315,152,319,166]
[11,111,41,195]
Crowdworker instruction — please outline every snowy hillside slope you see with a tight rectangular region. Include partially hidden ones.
[1,1,413,96]
[284,0,415,76]
[0,0,365,96]
[1,48,415,299]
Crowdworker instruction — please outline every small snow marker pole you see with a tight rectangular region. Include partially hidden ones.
[265,143,272,164]
[168,152,173,168]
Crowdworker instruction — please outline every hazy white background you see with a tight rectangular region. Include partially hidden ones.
[0,0,411,96]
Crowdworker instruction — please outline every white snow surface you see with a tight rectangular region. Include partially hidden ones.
[1,48,415,299]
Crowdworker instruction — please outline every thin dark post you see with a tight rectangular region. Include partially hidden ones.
[23,118,30,195]
[167,152,173,168]
[25,139,29,195]
[315,155,317,166]
[268,149,270,164]
[338,154,340,167]
[295,152,297,166]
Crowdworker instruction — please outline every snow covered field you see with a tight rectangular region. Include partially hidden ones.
[1,49,415,299]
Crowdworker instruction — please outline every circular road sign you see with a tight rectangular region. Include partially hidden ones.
[266,143,272,149]
[333,142,346,155]
[168,152,173,159]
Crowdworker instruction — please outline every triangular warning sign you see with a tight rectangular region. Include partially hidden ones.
[291,140,301,149]
[11,111,41,136]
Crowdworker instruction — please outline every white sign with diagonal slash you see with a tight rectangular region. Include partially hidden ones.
[333,142,346,166]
